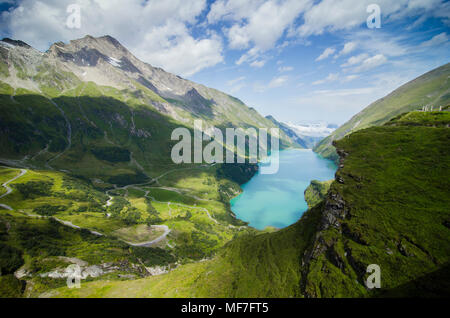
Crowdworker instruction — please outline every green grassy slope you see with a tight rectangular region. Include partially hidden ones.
[0,164,258,297]
[304,111,450,297]
[49,110,450,298]
[314,63,450,161]
[0,81,178,178]
[0,208,174,297]
[304,180,333,209]
[50,204,322,298]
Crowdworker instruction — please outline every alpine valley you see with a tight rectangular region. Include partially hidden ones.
[0,35,449,298]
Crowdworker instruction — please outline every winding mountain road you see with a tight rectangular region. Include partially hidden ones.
[0,166,167,247]
[22,212,169,247]
[0,163,218,247]
[0,168,27,210]
[123,225,171,247]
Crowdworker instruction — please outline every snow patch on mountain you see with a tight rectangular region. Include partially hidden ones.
[108,56,121,67]
[286,121,336,138]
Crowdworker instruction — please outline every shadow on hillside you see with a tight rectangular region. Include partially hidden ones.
[375,263,450,298]
[0,93,256,187]
[0,93,185,180]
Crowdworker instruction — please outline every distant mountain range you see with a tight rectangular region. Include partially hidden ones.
[286,121,337,137]
[265,115,307,148]
[266,116,336,149]
[285,121,336,149]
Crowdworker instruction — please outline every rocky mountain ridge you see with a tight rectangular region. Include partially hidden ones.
[1,35,294,137]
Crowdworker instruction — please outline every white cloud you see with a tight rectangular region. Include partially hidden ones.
[407,0,443,10]
[297,0,449,37]
[278,66,294,72]
[207,0,265,23]
[292,91,378,123]
[235,47,261,65]
[3,0,447,77]
[313,87,375,96]
[352,54,387,73]
[334,42,357,58]
[350,30,408,57]
[210,0,449,40]
[226,76,247,93]
[250,60,266,68]
[420,32,448,47]
[341,42,357,55]
[269,75,289,88]
[209,0,310,65]
[227,76,246,86]
[226,24,251,49]
[334,25,447,73]
[298,0,370,36]
[316,47,335,61]
[254,74,289,92]
[138,31,224,77]
[291,68,419,124]
[344,74,359,82]
[229,85,245,94]
[341,53,369,67]
[312,72,339,85]
[1,0,224,77]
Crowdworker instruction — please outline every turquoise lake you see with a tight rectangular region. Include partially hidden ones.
[230,149,337,230]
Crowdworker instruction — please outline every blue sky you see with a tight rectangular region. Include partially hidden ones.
[1,0,449,124]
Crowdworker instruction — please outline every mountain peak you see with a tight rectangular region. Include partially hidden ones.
[70,35,123,48]
[98,35,123,48]
[1,38,32,49]
[46,34,133,71]
[47,35,127,55]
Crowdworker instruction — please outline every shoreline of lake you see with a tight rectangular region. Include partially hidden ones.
[230,149,337,230]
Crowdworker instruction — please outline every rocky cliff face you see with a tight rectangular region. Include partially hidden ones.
[300,112,450,297]
[300,186,356,297]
